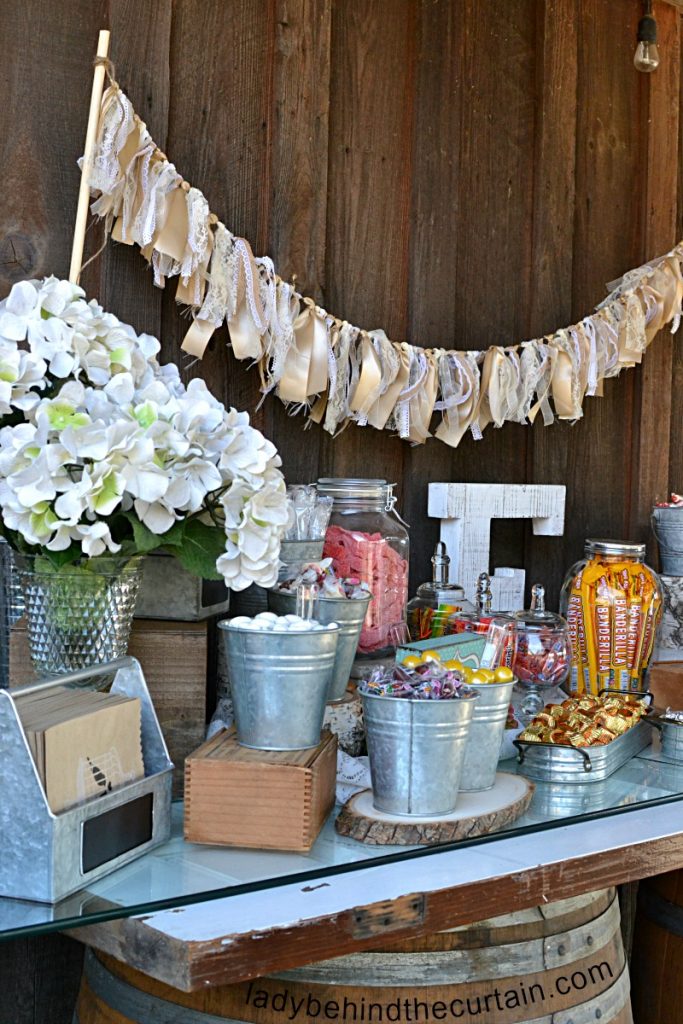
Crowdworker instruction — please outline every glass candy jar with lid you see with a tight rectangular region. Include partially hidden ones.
[406,542,475,641]
[318,478,409,657]
[560,539,663,695]
[512,584,572,720]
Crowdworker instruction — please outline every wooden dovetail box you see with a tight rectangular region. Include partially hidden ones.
[185,727,337,852]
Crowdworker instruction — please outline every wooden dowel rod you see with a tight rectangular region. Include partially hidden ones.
[68,29,111,284]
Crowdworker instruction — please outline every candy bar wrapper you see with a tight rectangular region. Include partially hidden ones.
[565,584,581,692]
[566,566,587,694]
[640,596,662,675]
[579,560,603,695]
[611,566,631,692]
[432,604,463,638]
[480,618,513,670]
[593,576,613,693]
[628,566,656,689]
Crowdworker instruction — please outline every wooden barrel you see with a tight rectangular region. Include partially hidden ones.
[631,869,683,1024]
[75,889,632,1024]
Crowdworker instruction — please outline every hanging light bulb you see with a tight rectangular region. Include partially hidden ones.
[634,0,660,72]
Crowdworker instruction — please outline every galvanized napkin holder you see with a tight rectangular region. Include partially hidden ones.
[0,657,173,904]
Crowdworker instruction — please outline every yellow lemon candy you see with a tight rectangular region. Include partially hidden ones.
[461,666,474,682]
[477,668,496,682]
[420,649,442,664]
[402,655,422,669]
[494,666,515,683]
[442,658,464,671]
[470,670,494,685]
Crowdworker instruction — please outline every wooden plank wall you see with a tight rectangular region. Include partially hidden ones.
[0,0,680,610]
[0,3,680,1015]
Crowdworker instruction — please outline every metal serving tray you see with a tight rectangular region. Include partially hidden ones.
[513,692,654,784]
[513,722,652,784]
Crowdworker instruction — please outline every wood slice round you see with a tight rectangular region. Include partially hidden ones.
[335,772,534,845]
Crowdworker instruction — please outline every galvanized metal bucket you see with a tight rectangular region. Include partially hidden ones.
[278,540,325,579]
[459,679,516,792]
[218,621,339,750]
[268,590,371,702]
[652,506,683,576]
[360,690,479,816]
[661,720,683,762]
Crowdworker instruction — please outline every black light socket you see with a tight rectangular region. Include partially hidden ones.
[637,14,658,45]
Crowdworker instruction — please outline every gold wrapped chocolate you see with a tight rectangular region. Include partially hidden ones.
[616,707,640,723]
[578,725,605,745]
[524,691,648,747]
[568,732,587,747]
[566,711,593,730]
[549,728,572,745]
[595,711,630,735]
[518,730,543,743]
[592,726,618,745]
[600,697,623,712]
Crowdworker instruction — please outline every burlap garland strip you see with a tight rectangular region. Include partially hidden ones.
[82,83,683,449]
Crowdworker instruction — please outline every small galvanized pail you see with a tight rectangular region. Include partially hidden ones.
[360,689,479,816]
[652,506,683,576]
[278,540,326,579]
[219,621,339,750]
[268,590,371,701]
[459,679,516,792]
[661,720,683,763]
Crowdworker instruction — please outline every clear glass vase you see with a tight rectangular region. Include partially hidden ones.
[0,541,25,688]
[12,553,143,675]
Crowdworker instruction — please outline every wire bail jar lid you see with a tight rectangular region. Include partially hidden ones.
[584,539,647,559]
[317,478,404,519]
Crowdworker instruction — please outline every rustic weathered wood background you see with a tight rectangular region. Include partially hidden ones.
[0,1,681,1020]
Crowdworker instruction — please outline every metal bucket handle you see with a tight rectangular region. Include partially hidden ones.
[513,739,593,773]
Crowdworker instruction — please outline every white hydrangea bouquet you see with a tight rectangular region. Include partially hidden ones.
[0,277,290,590]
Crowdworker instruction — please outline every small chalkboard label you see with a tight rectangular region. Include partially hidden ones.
[81,793,154,874]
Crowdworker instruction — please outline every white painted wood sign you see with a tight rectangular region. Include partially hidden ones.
[428,483,566,610]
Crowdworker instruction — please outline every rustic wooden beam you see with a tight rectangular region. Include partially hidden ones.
[629,3,681,546]
[68,803,683,992]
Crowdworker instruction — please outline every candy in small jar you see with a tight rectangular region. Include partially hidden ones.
[318,478,409,657]
[512,583,572,720]
[406,542,474,640]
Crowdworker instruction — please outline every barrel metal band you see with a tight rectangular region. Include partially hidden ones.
[79,948,253,1024]
[638,885,683,938]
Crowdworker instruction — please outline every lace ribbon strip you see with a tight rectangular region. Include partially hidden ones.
[81,83,683,449]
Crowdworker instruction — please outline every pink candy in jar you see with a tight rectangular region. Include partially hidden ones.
[318,479,410,656]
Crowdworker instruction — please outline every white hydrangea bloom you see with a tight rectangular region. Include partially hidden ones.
[0,278,290,589]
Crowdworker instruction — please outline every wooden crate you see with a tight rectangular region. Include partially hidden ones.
[185,727,337,851]
[649,661,683,710]
[10,618,208,797]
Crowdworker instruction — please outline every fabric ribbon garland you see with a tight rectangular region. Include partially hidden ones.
[81,81,683,450]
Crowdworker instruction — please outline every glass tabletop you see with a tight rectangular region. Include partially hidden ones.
[2,742,683,942]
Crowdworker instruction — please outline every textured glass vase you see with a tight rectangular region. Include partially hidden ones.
[13,553,143,675]
[0,541,25,687]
